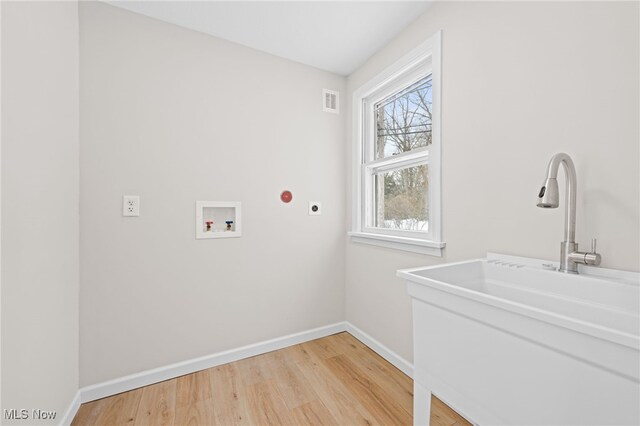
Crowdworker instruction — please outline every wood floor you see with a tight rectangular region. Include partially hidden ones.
[72,332,470,426]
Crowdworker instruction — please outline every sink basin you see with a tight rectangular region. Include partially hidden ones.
[399,253,640,425]
[399,256,639,348]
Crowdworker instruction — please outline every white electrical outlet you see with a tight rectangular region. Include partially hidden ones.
[309,201,322,216]
[123,195,140,217]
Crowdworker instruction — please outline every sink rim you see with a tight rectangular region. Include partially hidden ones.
[398,255,640,350]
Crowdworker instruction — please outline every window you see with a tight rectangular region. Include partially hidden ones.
[349,32,444,256]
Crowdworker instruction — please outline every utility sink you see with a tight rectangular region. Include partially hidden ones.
[398,253,640,425]
[399,255,639,348]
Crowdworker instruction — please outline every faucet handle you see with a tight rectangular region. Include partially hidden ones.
[586,238,602,266]
[569,238,602,267]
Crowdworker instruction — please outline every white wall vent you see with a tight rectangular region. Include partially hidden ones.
[323,89,339,113]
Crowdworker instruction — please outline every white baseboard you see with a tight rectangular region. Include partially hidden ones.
[80,322,347,403]
[71,320,413,420]
[345,322,414,378]
[59,390,81,426]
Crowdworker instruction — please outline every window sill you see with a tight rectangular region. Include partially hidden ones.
[348,231,445,256]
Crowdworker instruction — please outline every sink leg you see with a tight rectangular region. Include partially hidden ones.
[414,381,431,426]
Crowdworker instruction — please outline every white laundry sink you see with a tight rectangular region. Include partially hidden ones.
[398,253,640,425]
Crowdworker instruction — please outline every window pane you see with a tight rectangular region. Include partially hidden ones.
[374,164,428,231]
[375,75,432,159]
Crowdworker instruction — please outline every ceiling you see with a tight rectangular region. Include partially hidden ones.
[106,1,432,76]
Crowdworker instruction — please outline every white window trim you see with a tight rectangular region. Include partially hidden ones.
[349,30,444,256]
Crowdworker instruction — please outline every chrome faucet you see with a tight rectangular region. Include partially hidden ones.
[537,153,601,274]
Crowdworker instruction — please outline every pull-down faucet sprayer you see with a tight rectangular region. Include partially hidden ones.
[537,153,601,274]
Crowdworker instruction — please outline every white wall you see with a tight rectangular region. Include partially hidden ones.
[79,2,346,386]
[1,1,80,423]
[346,1,640,364]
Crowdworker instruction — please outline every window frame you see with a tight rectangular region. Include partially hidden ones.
[349,31,444,256]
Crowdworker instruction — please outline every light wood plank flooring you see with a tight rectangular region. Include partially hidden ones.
[72,332,470,426]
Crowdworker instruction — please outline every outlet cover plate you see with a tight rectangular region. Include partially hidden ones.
[123,195,140,217]
[309,201,322,216]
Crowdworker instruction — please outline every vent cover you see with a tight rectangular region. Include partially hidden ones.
[323,89,339,113]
